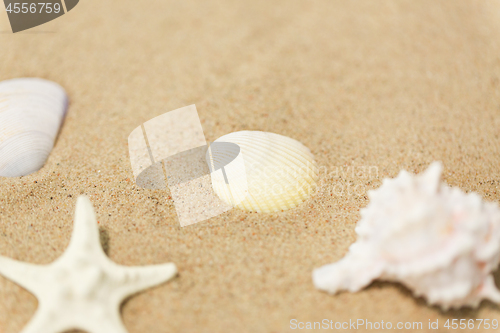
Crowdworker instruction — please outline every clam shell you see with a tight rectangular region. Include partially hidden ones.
[0,78,68,177]
[208,131,318,212]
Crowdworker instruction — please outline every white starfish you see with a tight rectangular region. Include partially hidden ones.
[0,196,177,333]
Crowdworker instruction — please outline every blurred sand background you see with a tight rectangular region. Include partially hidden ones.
[1,0,500,332]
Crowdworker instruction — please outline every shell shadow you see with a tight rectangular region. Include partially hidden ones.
[51,97,69,152]
[98,227,110,255]
[367,270,500,317]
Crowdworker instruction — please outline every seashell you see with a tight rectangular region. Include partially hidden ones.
[207,131,318,213]
[313,162,500,310]
[0,78,68,177]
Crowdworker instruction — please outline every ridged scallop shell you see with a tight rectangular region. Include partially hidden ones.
[208,131,318,213]
[0,78,68,177]
[313,162,500,310]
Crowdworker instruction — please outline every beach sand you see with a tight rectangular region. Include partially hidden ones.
[1,0,500,332]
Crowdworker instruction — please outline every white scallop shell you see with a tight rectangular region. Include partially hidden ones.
[313,162,500,310]
[0,78,68,177]
[208,131,318,212]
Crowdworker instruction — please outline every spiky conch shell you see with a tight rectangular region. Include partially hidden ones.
[209,131,318,213]
[313,162,500,310]
[0,78,68,177]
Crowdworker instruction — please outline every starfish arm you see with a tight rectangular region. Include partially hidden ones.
[21,295,130,333]
[20,305,61,333]
[64,196,106,258]
[82,309,130,333]
[115,262,178,299]
[0,255,45,296]
[20,306,129,333]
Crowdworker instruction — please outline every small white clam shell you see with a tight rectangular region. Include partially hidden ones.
[208,131,318,212]
[0,78,68,177]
